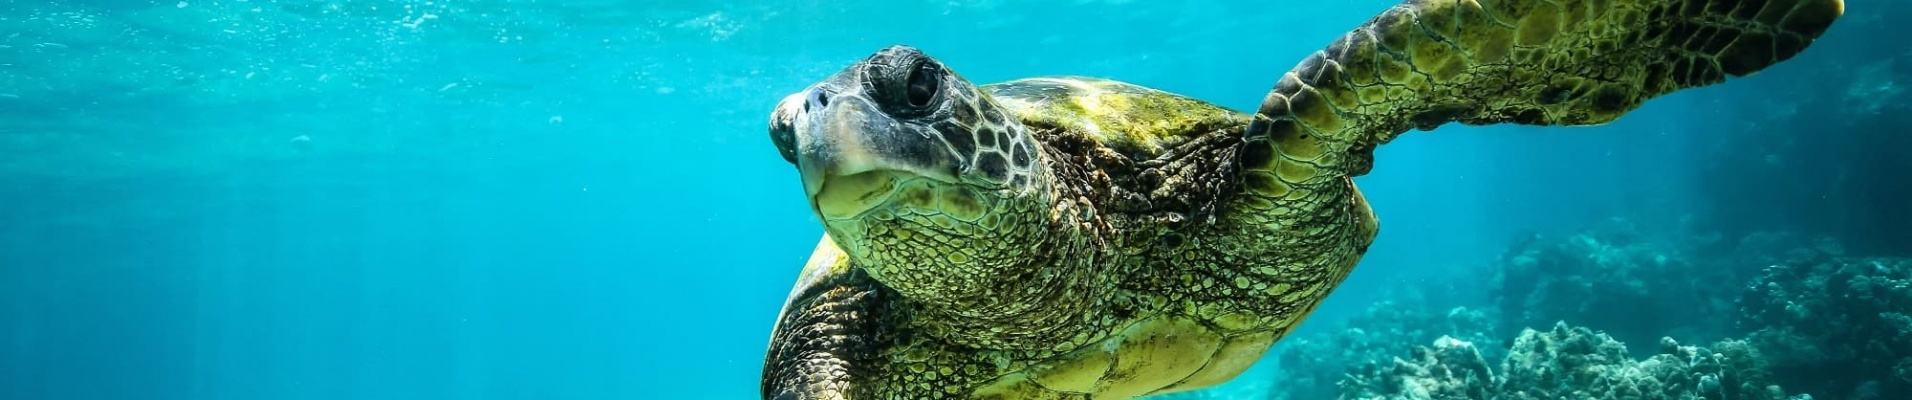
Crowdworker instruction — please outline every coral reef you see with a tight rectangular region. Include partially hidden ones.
[1165,227,1905,400]
[1495,323,1792,400]
[1256,302,1500,400]
[1486,219,1748,350]
[1337,335,1494,400]
[1342,322,1801,400]
[1738,255,1912,400]
[1711,231,1849,272]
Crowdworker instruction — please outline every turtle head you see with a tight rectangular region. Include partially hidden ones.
[770,45,1044,208]
[769,45,1064,324]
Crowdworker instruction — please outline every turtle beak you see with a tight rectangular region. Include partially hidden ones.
[773,85,922,221]
[781,87,896,198]
[771,54,970,221]
[769,92,804,166]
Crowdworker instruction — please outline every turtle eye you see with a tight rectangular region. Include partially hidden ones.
[904,61,941,109]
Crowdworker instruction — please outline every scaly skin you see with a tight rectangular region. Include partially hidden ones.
[767,76,1276,400]
[761,0,1844,398]
[1245,0,1846,177]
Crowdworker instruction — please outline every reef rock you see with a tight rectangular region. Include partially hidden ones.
[1343,322,1801,400]
[1489,220,1744,349]
[1259,302,1500,400]
[1740,256,1912,400]
[1339,335,1495,400]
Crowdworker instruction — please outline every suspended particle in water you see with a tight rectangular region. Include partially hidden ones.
[290,135,313,152]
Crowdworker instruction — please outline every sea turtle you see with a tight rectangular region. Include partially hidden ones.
[759,0,1844,398]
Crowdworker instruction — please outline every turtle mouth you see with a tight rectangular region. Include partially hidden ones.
[779,84,981,221]
[809,168,959,221]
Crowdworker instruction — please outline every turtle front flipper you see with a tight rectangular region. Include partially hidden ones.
[761,236,893,400]
[1246,0,1844,177]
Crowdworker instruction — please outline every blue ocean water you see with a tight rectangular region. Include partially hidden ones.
[1,1,1904,400]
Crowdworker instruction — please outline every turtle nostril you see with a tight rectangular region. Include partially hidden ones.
[805,89,831,112]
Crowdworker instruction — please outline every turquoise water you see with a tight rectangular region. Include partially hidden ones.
[2,1,1904,399]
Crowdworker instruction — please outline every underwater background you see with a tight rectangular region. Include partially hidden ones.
[1,0,1906,399]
